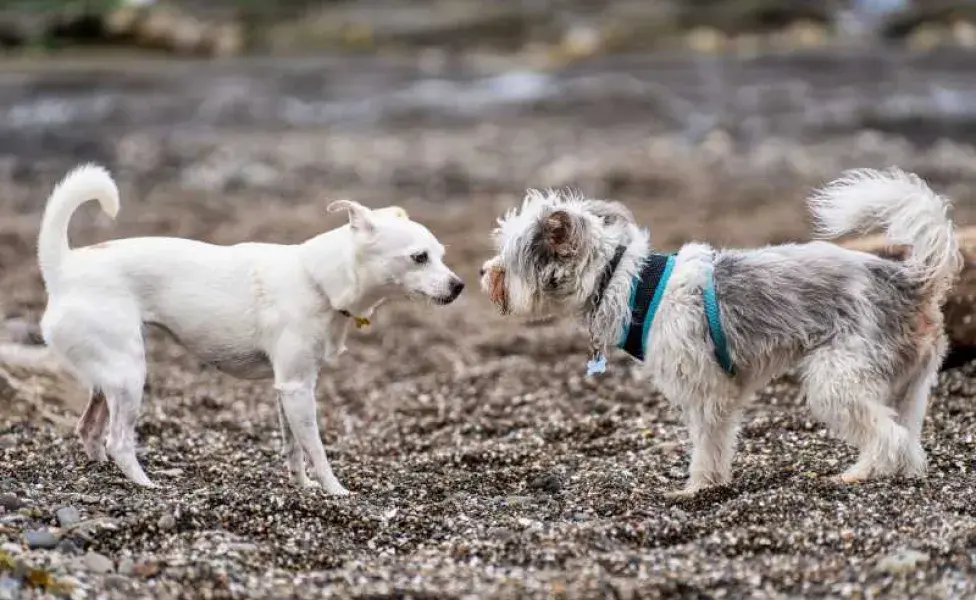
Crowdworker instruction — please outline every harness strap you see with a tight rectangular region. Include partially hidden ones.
[617,253,736,377]
[617,254,674,362]
[703,268,735,376]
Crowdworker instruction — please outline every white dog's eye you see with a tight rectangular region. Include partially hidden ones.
[411,251,429,265]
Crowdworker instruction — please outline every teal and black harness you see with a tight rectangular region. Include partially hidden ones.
[589,246,736,377]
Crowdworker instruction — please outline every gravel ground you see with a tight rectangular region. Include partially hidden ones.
[2,58,976,600]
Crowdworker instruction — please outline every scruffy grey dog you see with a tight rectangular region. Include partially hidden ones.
[480,168,961,495]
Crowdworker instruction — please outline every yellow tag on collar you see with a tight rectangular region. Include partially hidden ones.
[353,316,371,329]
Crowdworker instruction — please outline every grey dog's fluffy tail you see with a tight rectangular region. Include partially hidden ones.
[809,167,962,302]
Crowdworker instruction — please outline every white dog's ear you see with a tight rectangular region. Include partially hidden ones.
[328,199,374,232]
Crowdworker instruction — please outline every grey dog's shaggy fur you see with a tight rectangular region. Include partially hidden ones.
[480,168,961,495]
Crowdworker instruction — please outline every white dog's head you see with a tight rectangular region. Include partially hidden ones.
[328,200,464,305]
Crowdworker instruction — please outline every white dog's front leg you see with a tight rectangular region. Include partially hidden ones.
[276,395,312,488]
[275,379,349,496]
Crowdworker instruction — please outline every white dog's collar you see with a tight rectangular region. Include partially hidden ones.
[338,309,371,329]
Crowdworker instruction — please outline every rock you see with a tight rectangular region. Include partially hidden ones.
[0,493,24,511]
[527,472,564,494]
[118,558,134,576]
[0,12,49,47]
[0,542,21,556]
[130,560,160,579]
[57,539,82,556]
[0,576,20,600]
[56,506,81,528]
[104,5,144,38]
[82,551,114,574]
[208,22,245,58]
[907,23,950,52]
[686,26,725,53]
[104,574,131,591]
[24,529,58,550]
[0,344,89,427]
[875,548,930,574]
[157,513,176,531]
[1,318,43,346]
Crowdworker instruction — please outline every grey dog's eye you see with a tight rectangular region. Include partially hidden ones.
[411,251,429,265]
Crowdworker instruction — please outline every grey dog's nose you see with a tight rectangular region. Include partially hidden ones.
[450,278,465,299]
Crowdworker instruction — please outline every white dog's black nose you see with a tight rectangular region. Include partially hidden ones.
[449,278,465,299]
[479,266,486,277]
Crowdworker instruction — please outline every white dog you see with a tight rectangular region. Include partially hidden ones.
[480,168,960,495]
[38,164,464,491]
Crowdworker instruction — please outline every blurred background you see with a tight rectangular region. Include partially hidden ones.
[3,3,976,597]
[2,1,976,250]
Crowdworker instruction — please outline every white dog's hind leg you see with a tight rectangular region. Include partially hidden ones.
[76,390,109,462]
[276,379,349,496]
[276,395,313,487]
[104,364,154,488]
[44,301,154,487]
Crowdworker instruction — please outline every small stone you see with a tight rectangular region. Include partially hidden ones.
[57,539,82,555]
[0,542,21,556]
[0,494,24,511]
[2,318,44,345]
[0,576,20,600]
[130,560,160,579]
[56,506,81,527]
[24,530,58,549]
[876,549,930,575]
[655,441,681,453]
[157,514,176,531]
[82,551,114,574]
[104,575,130,591]
[527,472,564,494]
[118,558,134,576]
[504,495,533,508]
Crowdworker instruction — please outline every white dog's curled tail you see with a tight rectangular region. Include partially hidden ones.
[809,167,962,297]
[37,163,120,289]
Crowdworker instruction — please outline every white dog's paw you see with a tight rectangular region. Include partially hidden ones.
[323,482,351,496]
[82,444,108,463]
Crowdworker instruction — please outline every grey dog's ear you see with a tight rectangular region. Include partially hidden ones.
[540,209,583,258]
[327,199,374,232]
[582,199,635,226]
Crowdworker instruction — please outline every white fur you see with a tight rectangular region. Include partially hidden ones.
[38,164,463,490]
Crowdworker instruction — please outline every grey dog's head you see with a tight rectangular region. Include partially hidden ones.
[479,190,636,317]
